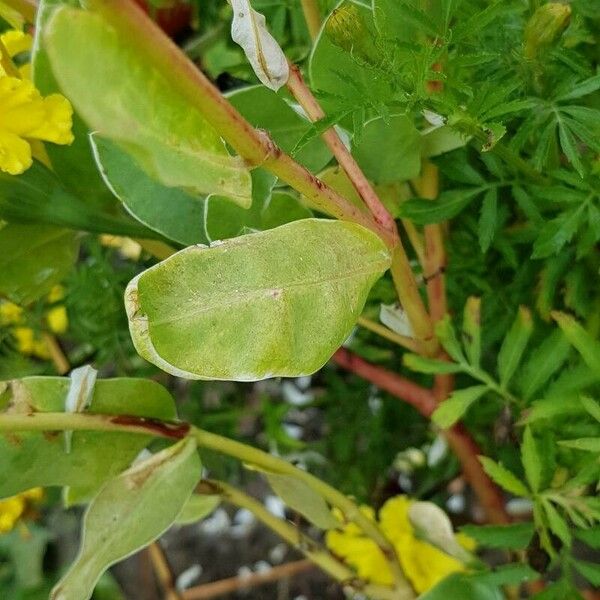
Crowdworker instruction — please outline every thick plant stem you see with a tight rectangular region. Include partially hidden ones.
[0,411,413,596]
[417,162,447,325]
[199,481,404,600]
[332,348,511,524]
[286,64,397,239]
[102,0,392,245]
[390,245,436,354]
[300,0,321,40]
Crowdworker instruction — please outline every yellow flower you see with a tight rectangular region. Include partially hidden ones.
[100,234,143,260]
[1,286,68,358]
[0,488,44,533]
[0,29,73,175]
[326,495,471,594]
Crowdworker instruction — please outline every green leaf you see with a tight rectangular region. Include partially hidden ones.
[432,385,489,428]
[521,427,542,493]
[558,438,600,452]
[552,311,600,374]
[517,330,571,401]
[176,494,220,525]
[462,297,481,367]
[459,522,534,550]
[0,377,176,499]
[497,307,533,388]
[265,473,339,530]
[419,573,503,600]
[422,125,469,158]
[125,219,391,381]
[580,396,600,424]
[90,135,208,246]
[542,499,571,547]
[399,188,482,225]
[0,224,79,305]
[532,209,584,258]
[44,3,251,205]
[0,525,51,590]
[33,0,119,212]
[478,187,497,252]
[572,559,600,587]
[479,457,529,497]
[352,115,422,184]
[403,354,463,374]
[520,396,585,424]
[0,161,159,239]
[50,437,200,600]
[227,86,330,173]
[575,525,600,549]
[435,316,466,363]
[470,564,539,588]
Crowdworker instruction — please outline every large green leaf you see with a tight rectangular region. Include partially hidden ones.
[50,437,200,600]
[125,219,391,380]
[90,135,207,246]
[33,0,120,212]
[352,115,422,184]
[227,86,331,173]
[0,224,79,305]
[0,377,176,499]
[44,2,252,205]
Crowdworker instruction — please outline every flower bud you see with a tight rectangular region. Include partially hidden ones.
[524,3,571,60]
[325,4,378,65]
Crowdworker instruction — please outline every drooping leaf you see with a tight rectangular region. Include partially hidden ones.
[572,559,600,587]
[558,438,600,452]
[125,219,391,381]
[497,307,533,388]
[479,457,529,497]
[44,1,252,204]
[90,135,208,246]
[265,472,340,529]
[580,396,600,424]
[435,316,467,363]
[229,0,289,91]
[0,223,79,305]
[541,499,571,547]
[432,385,489,428]
[0,377,177,500]
[50,437,200,600]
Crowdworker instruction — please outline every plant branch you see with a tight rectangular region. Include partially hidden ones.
[2,0,37,23]
[198,481,401,600]
[332,348,510,524]
[106,0,393,245]
[300,0,321,41]
[286,64,397,238]
[0,410,414,596]
[182,558,314,600]
[148,542,183,600]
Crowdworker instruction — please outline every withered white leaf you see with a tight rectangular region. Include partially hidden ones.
[229,0,289,91]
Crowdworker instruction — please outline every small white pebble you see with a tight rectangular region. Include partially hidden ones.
[428,436,448,467]
[200,508,230,535]
[269,543,288,564]
[264,495,286,519]
[446,494,465,514]
[254,560,272,574]
[176,565,202,591]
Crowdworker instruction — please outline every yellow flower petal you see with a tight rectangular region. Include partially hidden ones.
[46,305,68,334]
[0,75,73,174]
[0,496,26,533]
[47,285,65,303]
[12,326,35,354]
[0,301,24,325]
[0,127,32,174]
[0,30,33,57]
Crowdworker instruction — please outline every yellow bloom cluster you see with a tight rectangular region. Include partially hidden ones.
[0,284,68,359]
[326,496,475,594]
[0,487,44,533]
[0,29,73,175]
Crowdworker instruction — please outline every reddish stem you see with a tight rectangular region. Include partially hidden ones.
[332,348,510,524]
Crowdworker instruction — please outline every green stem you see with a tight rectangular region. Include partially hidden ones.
[201,480,402,600]
[0,411,415,597]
